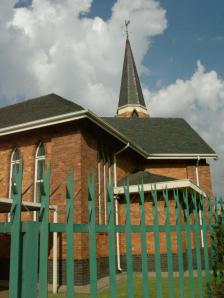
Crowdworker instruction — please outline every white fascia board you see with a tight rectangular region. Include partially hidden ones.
[114,179,206,197]
[0,197,57,212]
[0,108,148,158]
[0,110,87,136]
[147,154,218,160]
[0,107,217,161]
[86,111,149,157]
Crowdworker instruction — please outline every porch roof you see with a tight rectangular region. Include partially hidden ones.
[114,179,206,197]
[0,198,57,213]
[117,171,177,186]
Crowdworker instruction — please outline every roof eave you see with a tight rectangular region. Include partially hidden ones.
[0,110,88,136]
[114,179,206,197]
[0,110,217,161]
[86,111,149,157]
[146,153,218,160]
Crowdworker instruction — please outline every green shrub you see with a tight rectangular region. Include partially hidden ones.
[207,203,224,298]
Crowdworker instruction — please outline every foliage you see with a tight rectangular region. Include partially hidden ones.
[207,202,224,298]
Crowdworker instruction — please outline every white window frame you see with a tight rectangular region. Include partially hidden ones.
[9,148,21,198]
[34,143,46,203]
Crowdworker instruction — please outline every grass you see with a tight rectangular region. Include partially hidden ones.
[48,276,207,298]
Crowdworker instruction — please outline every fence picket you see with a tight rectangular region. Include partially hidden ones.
[173,189,185,298]
[152,187,163,298]
[124,183,134,298]
[66,170,75,298]
[138,184,150,298]
[9,163,23,298]
[38,166,51,298]
[183,190,195,298]
[163,189,175,298]
[107,183,117,298]
[88,176,98,297]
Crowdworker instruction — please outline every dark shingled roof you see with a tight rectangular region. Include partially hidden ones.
[103,117,215,155]
[118,38,146,108]
[118,171,176,186]
[0,93,84,129]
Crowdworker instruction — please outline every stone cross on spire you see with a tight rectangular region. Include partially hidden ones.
[116,31,149,118]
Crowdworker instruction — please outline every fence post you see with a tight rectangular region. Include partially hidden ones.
[39,166,51,298]
[9,163,23,298]
[192,192,203,298]
[107,183,116,298]
[173,189,185,298]
[207,197,216,283]
[124,183,134,298]
[163,189,175,298]
[152,187,163,298]
[88,176,98,297]
[66,169,75,298]
[138,184,150,298]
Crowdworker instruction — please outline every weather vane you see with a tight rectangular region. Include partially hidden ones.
[125,20,130,39]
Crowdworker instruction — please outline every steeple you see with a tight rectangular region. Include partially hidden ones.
[116,37,149,118]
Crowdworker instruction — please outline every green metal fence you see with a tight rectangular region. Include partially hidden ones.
[0,164,222,297]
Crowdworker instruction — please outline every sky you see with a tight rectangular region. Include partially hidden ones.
[1,0,224,194]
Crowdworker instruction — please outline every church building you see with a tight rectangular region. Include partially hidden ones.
[0,36,217,285]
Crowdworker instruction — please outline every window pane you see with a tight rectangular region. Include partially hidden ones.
[11,163,20,181]
[37,144,45,157]
[12,148,20,162]
[37,159,45,180]
[36,181,43,203]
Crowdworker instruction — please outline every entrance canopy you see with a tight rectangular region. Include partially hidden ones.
[0,198,57,213]
[115,171,206,197]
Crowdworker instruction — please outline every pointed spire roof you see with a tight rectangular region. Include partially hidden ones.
[117,38,149,118]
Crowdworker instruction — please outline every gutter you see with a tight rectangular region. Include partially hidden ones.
[87,111,148,157]
[0,110,87,136]
[147,154,218,160]
[114,179,206,197]
[0,108,217,161]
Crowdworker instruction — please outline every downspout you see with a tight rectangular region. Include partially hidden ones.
[195,156,204,247]
[114,142,130,272]
[195,155,200,187]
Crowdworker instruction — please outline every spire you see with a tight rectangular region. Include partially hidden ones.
[117,36,149,118]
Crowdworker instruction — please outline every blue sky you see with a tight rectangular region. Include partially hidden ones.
[88,0,224,89]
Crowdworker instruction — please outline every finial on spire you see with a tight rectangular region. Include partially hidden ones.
[125,20,130,39]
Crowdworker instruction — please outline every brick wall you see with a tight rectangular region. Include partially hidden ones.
[0,118,215,283]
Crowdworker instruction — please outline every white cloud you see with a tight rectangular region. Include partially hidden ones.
[0,0,167,112]
[0,0,223,193]
[147,61,224,194]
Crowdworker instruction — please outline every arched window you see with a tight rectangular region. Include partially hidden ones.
[9,148,21,198]
[34,143,46,203]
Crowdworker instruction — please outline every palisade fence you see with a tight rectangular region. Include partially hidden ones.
[0,163,223,298]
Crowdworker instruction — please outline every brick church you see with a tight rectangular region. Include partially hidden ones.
[0,37,217,285]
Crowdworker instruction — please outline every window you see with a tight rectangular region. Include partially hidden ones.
[34,143,46,203]
[9,148,21,198]
[97,146,112,224]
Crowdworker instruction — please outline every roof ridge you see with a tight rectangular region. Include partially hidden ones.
[0,93,84,111]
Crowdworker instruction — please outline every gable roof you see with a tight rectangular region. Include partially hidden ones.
[117,171,177,186]
[0,93,217,159]
[103,117,216,156]
[0,93,84,129]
